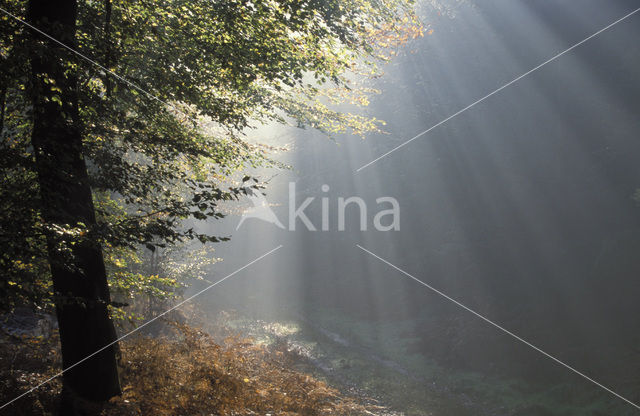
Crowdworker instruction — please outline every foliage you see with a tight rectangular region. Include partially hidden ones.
[0,327,62,415]
[0,322,384,416]
[109,323,381,415]
[107,242,220,324]
[0,0,421,311]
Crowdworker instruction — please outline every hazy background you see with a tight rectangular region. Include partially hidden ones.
[187,1,640,414]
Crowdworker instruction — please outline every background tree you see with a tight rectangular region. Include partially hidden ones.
[0,0,421,408]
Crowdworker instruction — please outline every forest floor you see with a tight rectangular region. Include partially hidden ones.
[0,305,626,416]
[0,309,398,416]
[188,303,625,416]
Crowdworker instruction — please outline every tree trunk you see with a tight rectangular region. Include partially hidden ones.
[27,0,121,406]
[103,0,113,97]
[0,84,6,134]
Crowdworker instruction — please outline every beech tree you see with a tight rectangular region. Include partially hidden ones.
[26,0,122,406]
[0,0,421,409]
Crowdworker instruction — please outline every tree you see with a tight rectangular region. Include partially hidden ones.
[26,0,120,406]
[0,0,421,409]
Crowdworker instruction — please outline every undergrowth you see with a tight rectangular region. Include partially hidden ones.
[0,321,381,415]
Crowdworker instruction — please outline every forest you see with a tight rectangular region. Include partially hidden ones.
[2,0,640,415]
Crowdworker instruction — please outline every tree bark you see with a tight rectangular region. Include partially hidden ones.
[27,0,121,406]
[0,84,6,135]
[103,0,113,97]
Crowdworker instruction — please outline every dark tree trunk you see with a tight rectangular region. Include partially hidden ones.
[103,0,113,96]
[27,0,121,407]
[0,84,6,134]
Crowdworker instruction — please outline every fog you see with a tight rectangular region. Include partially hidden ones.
[189,1,640,414]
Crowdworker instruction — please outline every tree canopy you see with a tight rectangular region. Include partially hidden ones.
[0,0,421,313]
[0,0,424,409]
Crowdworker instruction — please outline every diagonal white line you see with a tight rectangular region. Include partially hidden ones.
[356,244,640,411]
[356,7,640,172]
[0,245,283,411]
[0,5,200,125]
[0,5,283,410]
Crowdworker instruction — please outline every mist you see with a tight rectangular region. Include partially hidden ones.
[3,0,640,414]
[188,0,640,414]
